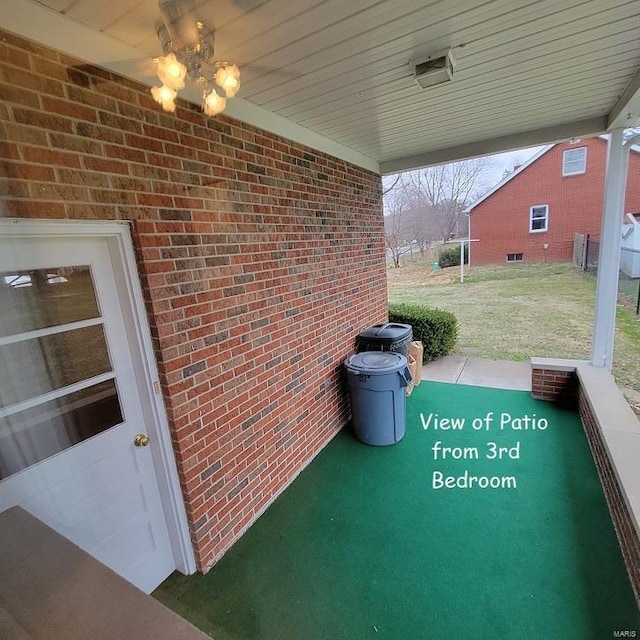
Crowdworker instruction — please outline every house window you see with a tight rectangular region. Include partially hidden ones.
[530,205,548,232]
[506,253,523,262]
[562,147,587,176]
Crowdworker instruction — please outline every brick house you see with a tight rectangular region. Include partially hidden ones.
[0,30,387,592]
[467,137,640,265]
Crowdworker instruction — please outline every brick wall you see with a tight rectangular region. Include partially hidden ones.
[531,368,578,408]
[0,30,387,571]
[578,390,640,606]
[532,362,640,606]
[470,138,640,265]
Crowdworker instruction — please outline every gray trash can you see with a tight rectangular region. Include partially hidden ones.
[344,351,412,446]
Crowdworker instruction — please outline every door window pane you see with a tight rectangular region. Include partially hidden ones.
[0,266,99,337]
[0,259,125,480]
[0,325,112,407]
[0,380,123,479]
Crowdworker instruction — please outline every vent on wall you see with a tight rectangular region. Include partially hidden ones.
[411,49,456,89]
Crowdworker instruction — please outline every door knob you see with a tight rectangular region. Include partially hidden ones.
[134,433,150,447]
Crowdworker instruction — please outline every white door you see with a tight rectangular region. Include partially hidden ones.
[0,234,175,593]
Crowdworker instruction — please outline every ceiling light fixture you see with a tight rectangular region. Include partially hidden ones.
[411,48,456,89]
[150,1,240,116]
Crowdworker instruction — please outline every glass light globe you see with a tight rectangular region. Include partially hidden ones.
[157,53,187,91]
[215,64,241,98]
[203,89,226,116]
[151,85,177,112]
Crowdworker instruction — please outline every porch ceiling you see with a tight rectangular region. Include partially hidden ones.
[3,0,640,173]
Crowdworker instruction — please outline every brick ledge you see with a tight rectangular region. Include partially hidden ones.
[531,358,640,606]
[575,365,640,533]
[530,357,589,372]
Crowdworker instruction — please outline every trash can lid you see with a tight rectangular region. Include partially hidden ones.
[344,351,408,374]
[358,322,412,341]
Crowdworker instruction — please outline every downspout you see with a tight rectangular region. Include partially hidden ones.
[590,130,639,369]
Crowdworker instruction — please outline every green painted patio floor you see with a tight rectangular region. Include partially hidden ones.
[154,382,640,639]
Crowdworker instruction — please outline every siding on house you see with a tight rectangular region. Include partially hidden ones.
[469,138,640,265]
[0,30,386,572]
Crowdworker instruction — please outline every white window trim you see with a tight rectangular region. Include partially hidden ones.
[562,147,587,176]
[530,204,549,233]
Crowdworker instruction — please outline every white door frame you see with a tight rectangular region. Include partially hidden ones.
[0,218,196,577]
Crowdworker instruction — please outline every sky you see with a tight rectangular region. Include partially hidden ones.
[480,145,546,189]
[381,144,549,215]
[383,144,548,196]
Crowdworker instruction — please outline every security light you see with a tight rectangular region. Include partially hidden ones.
[411,49,456,89]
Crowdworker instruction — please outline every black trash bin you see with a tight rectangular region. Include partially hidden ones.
[356,322,412,356]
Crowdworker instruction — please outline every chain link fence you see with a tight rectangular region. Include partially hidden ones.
[574,233,640,314]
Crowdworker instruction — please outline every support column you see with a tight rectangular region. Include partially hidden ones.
[591,128,627,369]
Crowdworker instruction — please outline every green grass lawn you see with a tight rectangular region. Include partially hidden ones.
[387,262,640,392]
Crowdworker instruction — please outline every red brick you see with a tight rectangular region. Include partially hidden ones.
[3,161,56,182]
[0,41,30,69]
[1,65,64,96]
[3,199,66,218]
[12,107,73,133]
[0,27,385,577]
[83,156,130,175]
[30,182,89,202]
[104,143,145,164]
[41,95,97,122]
[0,84,40,108]
[21,146,81,168]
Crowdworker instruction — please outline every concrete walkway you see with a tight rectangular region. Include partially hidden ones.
[421,355,531,391]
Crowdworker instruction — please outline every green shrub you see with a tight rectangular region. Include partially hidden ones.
[437,245,468,268]
[389,303,458,362]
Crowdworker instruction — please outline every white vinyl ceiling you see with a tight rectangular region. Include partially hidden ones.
[3,0,640,173]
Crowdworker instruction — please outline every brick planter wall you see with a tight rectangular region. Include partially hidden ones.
[532,361,640,605]
[578,389,640,606]
[531,367,578,407]
[0,30,387,571]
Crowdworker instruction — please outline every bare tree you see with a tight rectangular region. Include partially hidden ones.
[408,206,431,257]
[382,173,402,195]
[383,174,413,268]
[392,158,492,253]
[382,157,494,267]
[406,158,493,243]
